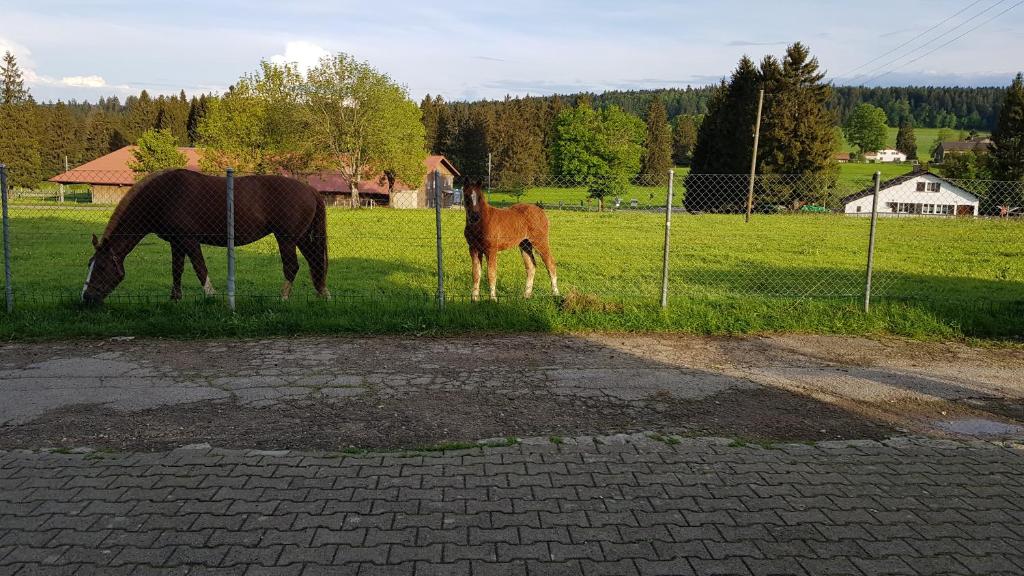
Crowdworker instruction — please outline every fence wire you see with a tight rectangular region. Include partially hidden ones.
[1,167,1022,317]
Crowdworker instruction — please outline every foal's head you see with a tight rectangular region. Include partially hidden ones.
[81,234,125,305]
[463,180,487,224]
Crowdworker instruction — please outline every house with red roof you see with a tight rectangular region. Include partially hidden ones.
[50,147,460,209]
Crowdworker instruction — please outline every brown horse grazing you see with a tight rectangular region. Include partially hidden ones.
[82,169,329,304]
[463,182,558,301]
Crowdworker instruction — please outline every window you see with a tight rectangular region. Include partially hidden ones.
[927,182,940,192]
[916,182,926,192]
[856,206,862,213]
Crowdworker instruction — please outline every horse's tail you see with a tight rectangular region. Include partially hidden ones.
[301,195,329,294]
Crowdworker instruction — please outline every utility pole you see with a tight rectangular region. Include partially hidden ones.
[59,155,68,203]
[487,153,492,193]
[745,88,765,223]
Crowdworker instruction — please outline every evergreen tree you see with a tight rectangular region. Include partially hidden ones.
[1,51,30,105]
[490,98,546,194]
[895,120,918,160]
[685,57,761,211]
[83,110,115,160]
[420,94,441,153]
[0,51,42,186]
[671,115,699,166]
[42,102,83,177]
[990,73,1024,181]
[186,95,209,146]
[642,97,672,184]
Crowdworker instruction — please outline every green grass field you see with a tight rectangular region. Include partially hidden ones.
[2,205,1021,340]
[838,126,987,161]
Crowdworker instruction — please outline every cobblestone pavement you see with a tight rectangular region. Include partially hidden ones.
[3,434,1024,576]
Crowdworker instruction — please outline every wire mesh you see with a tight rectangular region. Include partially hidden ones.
[1,167,1021,316]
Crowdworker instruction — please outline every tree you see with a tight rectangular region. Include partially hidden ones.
[198,61,315,175]
[1,51,30,105]
[939,151,991,180]
[990,73,1024,182]
[550,101,645,209]
[671,114,699,166]
[186,95,209,146]
[931,128,955,157]
[128,129,187,176]
[843,103,888,154]
[895,120,918,160]
[0,51,42,187]
[685,57,761,211]
[642,97,672,184]
[759,43,838,181]
[305,53,427,206]
[490,97,545,192]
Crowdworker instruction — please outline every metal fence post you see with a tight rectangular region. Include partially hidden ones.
[226,168,236,312]
[1,164,11,313]
[864,171,881,313]
[433,170,445,309]
[660,169,674,309]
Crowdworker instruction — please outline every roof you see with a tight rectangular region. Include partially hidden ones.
[425,155,460,177]
[50,147,460,194]
[834,152,851,160]
[840,170,978,205]
[938,139,992,153]
[50,146,203,185]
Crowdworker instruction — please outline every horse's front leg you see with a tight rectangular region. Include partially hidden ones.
[183,241,215,296]
[470,248,482,302]
[170,242,185,301]
[486,249,498,301]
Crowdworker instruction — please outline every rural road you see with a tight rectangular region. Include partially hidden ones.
[1,334,1023,449]
[2,334,1023,575]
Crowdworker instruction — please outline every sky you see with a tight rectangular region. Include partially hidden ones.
[2,0,1022,103]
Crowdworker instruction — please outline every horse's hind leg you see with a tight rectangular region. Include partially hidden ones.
[534,237,559,296]
[297,235,330,299]
[277,236,300,300]
[182,240,215,296]
[519,240,537,298]
[170,242,185,301]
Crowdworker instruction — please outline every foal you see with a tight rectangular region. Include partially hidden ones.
[463,182,558,301]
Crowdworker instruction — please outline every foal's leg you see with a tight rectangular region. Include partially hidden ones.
[534,238,559,296]
[470,248,482,302]
[519,240,537,298]
[277,236,300,300]
[182,241,215,296]
[486,249,498,301]
[170,242,185,301]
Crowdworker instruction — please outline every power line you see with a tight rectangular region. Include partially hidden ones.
[833,0,987,80]
[855,0,1023,86]
[841,0,1008,84]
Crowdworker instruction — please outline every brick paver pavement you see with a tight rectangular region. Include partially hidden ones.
[2,434,1023,576]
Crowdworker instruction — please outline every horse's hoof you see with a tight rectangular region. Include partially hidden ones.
[170,290,182,301]
[318,289,332,301]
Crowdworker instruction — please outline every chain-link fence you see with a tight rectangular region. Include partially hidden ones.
[1,165,1022,328]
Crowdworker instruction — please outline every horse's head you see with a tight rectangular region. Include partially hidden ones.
[82,234,125,305]
[463,180,486,224]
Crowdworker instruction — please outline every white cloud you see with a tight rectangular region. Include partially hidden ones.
[269,40,331,72]
[59,75,107,88]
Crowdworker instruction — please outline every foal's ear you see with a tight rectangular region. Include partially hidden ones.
[92,233,99,249]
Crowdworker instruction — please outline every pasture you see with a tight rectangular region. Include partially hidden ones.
[2,204,1021,340]
[837,126,988,161]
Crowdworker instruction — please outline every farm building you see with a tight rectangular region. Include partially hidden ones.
[49,146,203,204]
[49,147,459,209]
[864,149,907,163]
[933,138,992,163]
[833,152,851,163]
[841,171,979,217]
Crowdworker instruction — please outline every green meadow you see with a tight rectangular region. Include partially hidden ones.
[2,204,1021,340]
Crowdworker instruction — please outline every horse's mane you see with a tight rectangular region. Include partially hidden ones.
[100,169,180,243]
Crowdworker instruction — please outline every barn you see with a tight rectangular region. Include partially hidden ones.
[50,148,459,209]
[841,171,980,217]
[49,146,203,204]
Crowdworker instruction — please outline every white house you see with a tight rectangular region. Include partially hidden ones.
[842,171,980,217]
[864,149,908,163]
